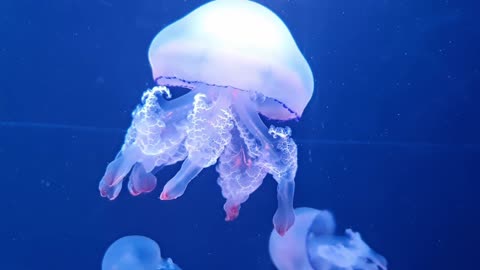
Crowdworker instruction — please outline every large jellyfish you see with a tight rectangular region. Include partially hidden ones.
[98,0,313,235]
[269,208,388,270]
[102,235,181,270]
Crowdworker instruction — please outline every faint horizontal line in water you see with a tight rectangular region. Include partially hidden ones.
[1,121,478,151]
[296,139,480,151]
[0,121,125,133]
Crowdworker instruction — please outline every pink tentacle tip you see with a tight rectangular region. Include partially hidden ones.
[102,172,116,186]
[99,183,109,198]
[160,191,176,200]
[276,228,287,236]
[159,192,169,200]
[274,223,293,236]
[225,205,240,221]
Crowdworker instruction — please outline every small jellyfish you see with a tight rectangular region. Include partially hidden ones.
[99,0,313,235]
[269,208,388,270]
[102,235,181,270]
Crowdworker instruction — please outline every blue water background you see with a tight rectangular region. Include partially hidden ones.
[1,0,479,269]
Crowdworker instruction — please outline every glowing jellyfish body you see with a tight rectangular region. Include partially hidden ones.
[269,208,388,270]
[102,235,181,270]
[98,0,313,234]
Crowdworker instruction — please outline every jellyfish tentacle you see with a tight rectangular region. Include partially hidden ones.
[98,177,123,200]
[160,158,203,200]
[214,93,272,220]
[161,91,234,200]
[344,229,388,270]
[128,163,157,196]
[157,88,197,123]
[185,92,234,167]
[99,86,192,199]
[268,126,298,235]
[308,229,388,270]
[270,208,388,270]
[216,127,267,220]
[232,92,298,234]
[132,87,189,156]
[232,91,272,142]
[367,250,388,270]
[99,145,142,200]
[272,174,296,236]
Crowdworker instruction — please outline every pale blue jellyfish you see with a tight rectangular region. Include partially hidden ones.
[102,235,181,270]
[269,208,388,270]
[98,0,313,235]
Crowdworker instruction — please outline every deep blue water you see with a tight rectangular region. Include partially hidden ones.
[1,0,479,269]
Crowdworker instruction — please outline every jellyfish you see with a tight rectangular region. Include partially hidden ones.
[102,235,181,270]
[269,207,388,270]
[98,0,314,235]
